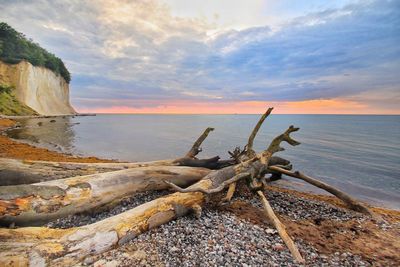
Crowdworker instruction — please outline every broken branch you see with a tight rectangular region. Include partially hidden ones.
[247,107,274,154]
[268,166,381,221]
[257,190,305,263]
[185,127,214,158]
[165,172,250,194]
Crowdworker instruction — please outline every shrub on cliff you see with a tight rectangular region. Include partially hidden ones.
[0,22,71,83]
[0,83,38,115]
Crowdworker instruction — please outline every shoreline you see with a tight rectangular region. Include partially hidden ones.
[1,117,399,265]
[0,118,112,163]
[0,113,96,120]
[0,117,398,214]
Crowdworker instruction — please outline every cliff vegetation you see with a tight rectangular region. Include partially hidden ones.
[0,22,70,83]
[0,84,37,115]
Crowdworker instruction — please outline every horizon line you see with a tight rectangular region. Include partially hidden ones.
[81,112,400,116]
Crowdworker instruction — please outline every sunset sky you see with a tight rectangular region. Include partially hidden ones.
[1,0,399,114]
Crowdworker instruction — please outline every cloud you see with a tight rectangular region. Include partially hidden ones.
[0,0,399,113]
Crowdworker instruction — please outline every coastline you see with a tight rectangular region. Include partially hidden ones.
[1,116,399,216]
[0,118,112,163]
[1,117,399,265]
[0,113,96,120]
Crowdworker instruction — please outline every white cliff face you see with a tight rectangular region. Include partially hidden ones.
[0,60,76,115]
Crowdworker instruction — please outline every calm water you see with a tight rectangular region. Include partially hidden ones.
[7,114,400,209]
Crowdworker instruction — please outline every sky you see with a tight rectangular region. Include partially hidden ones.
[1,0,399,114]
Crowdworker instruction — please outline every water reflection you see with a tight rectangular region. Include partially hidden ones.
[7,117,76,154]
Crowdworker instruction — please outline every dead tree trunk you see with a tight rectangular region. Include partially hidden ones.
[0,158,179,185]
[0,128,227,226]
[0,165,209,226]
[0,128,235,187]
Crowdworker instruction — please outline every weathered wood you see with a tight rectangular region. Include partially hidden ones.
[0,189,207,266]
[0,127,233,187]
[173,127,236,169]
[257,190,305,263]
[222,182,237,202]
[0,157,288,226]
[0,158,165,185]
[184,127,214,158]
[165,123,303,264]
[0,160,246,266]
[223,108,274,200]
[268,166,381,220]
[246,107,274,155]
[0,119,298,266]
[0,107,377,266]
[0,166,209,226]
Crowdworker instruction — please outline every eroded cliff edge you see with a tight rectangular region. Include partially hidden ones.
[0,60,76,115]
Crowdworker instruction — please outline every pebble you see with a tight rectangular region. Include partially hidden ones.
[48,187,371,266]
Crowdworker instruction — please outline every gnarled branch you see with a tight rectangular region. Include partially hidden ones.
[267,125,300,154]
[165,172,250,194]
[268,166,382,221]
[174,127,236,169]
[185,127,215,158]
[246,107,274,154]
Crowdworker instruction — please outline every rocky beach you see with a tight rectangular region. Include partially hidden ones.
[1,118,399,266]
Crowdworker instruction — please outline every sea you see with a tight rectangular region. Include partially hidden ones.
[6,114,400,210]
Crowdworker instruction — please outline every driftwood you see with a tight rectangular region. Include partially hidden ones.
[268,166,381,221]
[0,128,222,225]
[0,107,380,266]
[0,165,209,226]
[0,119,300,266]
[0,128,231,187]
[166,115,305,262]
[0,158,157,185]
[0,159,288,227]
[0,122,291,226]
[257,190,304,263]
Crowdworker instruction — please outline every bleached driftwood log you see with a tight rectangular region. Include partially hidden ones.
[0,165,209,226]
[0,190,205,266]
[0,157,180,185]
[0,121,294,226]
[0,128,224,225]
[0,128,233,186]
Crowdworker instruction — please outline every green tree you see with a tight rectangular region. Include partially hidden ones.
[0,22,71,83]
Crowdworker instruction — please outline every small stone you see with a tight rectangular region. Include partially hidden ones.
[272,244,285,251]
[170,246,179,253]
[83,256,95,265]
[265,228,276,234]
[105,260,120,267]
[93,259,106,267]
[132,250,147,260]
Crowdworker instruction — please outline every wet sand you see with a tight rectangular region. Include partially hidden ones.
[0,118,113,163]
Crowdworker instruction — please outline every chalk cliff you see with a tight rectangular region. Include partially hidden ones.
[0,60,76,115]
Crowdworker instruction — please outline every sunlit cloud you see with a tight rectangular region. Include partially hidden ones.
[0,0,399,114]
